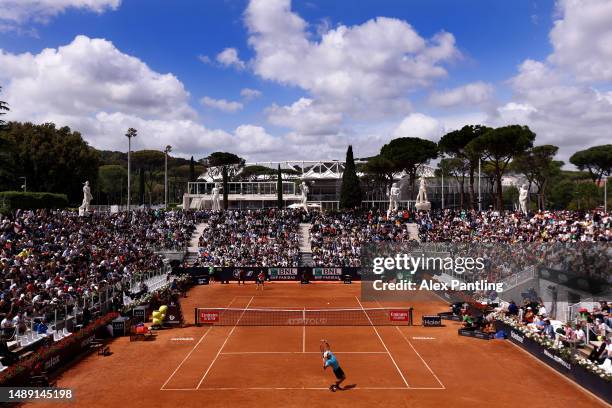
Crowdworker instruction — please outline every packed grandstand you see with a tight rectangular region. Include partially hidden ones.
[1,208,610,326]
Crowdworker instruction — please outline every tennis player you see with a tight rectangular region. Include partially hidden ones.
[321,340,346,391]
[256,271,265,290]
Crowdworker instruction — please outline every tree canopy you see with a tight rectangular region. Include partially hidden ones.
[0,122,99,203]
[467,125,535,210]
[569,144,612,184]
[438,125,491,208]
[512,145,562,210]
[380,137,438,199]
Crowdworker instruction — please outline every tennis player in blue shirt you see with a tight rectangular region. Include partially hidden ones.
[323,350,346,391]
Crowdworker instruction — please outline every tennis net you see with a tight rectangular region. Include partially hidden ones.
[195,307,413,326]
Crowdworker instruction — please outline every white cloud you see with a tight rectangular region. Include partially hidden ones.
[0,35,284,161]
[245,0,459,117]
[493,59,612,163]
[428,81,494,108]
[200,96,243,113]
[0,35,196,121]
[548,0,612,82]
[197,54,212,64]
[240,88,262,100]
[216,47,246,70]
[266,98,343,135]
[0,0,120,24]
[392,113,445,141]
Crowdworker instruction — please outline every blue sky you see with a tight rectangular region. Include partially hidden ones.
[0,0,610,163]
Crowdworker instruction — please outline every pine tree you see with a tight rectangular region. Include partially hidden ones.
[340,145,362,209]
[189,156,196,182]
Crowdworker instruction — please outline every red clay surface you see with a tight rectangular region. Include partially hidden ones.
[27,282,609,408]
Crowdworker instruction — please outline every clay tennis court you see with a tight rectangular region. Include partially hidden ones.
[27,283,609,408]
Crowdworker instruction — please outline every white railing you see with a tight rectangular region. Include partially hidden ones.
[567,298,598,322]
[124,264,173,306]
[499,265,537,291]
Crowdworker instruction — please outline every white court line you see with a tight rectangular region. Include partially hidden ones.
[220,351,388,355]
[196,295,255,389]
[160,296,237,390]
[354,296,410,389]
[395,326,445,390]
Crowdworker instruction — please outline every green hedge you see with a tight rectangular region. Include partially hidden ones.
[0,191,69,213]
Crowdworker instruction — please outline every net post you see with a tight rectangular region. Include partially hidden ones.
[195,307,198,326]
[409,307,414,326]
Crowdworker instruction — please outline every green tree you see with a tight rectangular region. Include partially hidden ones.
[437,157,470,209]
[132,150,165,204]
[207,152,245,210]
[0,122,99,203]
[380,137,438,199]
[548,179,576,210]
[467,125,535,210]
[438,125,490,209]
[189,156,196,182]
[568,182,602,210]
[512,145,562,210]
[340,145,363,209]
[98,165,127,205]
[569,145,612,184]
[239,165,276,181]
[277,164,283,209]
[361,155,396,200]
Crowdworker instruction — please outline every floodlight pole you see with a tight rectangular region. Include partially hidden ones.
[164,145,172,209]
[125,128,137,213]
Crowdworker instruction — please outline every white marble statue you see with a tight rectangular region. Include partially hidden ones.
[78,181,92,216]
[387,182,400,216]
[300,181,309,212]
[519,184,529,215]
[414,176,431,211]
[211,183,221,211]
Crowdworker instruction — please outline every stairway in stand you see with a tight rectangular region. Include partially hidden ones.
[185,222,207,266]
[298,223,314,267]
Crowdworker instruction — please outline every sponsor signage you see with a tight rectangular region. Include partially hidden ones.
[314,268,343,281]
[389,310,410,322]
[422,315,442,327]
[497,321,612,404]
[458,329,493,340]
[199,310,219,323]
[510,330,525,344]
[269,268,299,280]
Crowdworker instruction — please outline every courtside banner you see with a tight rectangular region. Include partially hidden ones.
[268,268,299,280]
[389,310,410,322]
[313,268,343,280]
[198,310,219,324]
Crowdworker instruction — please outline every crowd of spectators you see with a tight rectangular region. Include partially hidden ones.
[499,299,612,367]
[309,210,416,267]
[0,209,201,339]
[416,209,611,243]
[196,209,302,267]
